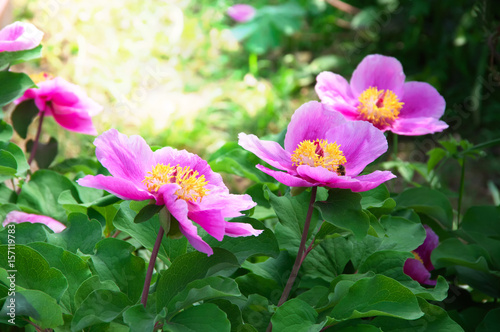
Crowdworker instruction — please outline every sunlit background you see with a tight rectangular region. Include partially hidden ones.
[5,0,500,206]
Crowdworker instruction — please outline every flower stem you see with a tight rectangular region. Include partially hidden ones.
[456,157,466,230]
[141,224,165,307]
[27,111,46,166]
[267,187,318,332]
[392,133,398,159]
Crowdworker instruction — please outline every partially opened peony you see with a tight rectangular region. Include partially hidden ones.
[227,4,256,22]
[3,211,66,233]
[315,54,448,135]
[15,76,102,135]
[404,225,439,285]
[239,101,395,191]
[77,129,262,255]
[0,21,43,52]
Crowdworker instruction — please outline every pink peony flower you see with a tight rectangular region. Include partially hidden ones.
[15,76,102,135]
[403,225,439,285]
[239,101,395,191]
[315,54,448,136]
[3,211,66,233]
[0,21,44,52]
[77,129,262,256]
[227,4,256,23]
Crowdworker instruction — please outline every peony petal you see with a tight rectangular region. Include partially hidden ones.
[404,258,436,286]
[238,133,293,171]
[153,147,226,188]
[296,166,395,192]
[315,72,359,120]
[94,129,155,185]
[415,225,439,271]
[162,185,213,255]
[3,211,66,233]
[224,221,263,237]
[188,209,226,241]
[50,105,98,135]
[400,82,446,119]
[350,54,406,97]
[325,119,389,176]
[391,117,448,136]
[0,22,43,52]
[227,4,256,22]
[256,164,315,187]
[196,191,256,219]
[77,174,153,201]
[284,101,347,153]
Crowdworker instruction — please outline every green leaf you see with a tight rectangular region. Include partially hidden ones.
[89,238,146,302]
[0,289,64,329]
[317,189,370,240]
[360,185,396,217]
[328,275,423,322]
[134,203,163,223]
[0,71,36,107]
[427,148,447,172]
[156,248,239,311]
[0,245,68,301]
[394,187,453,228]
[0,141,30,176]
[71,289,133,331]
[48,212,102,254]
[208,141,275,184]
[0,222,49,244]
[271,298,325,332]
[432,238,492,272]
[0,149,17,181]
[241,294,272,331]
[122,304,157,332]
[11,99,39,139]
[74,275,120,309]
[167,276,241,316]
[203,216,279,264]
[26,136,58,169]
[166,303,231,332]
[28,242,92,313]
[209,299,244,332]
[477,308,500,332]
[372,297,464,331]
[0,120,13,141]
[113,201,187,265]
[0,45,42,67]
[17,169,80,221]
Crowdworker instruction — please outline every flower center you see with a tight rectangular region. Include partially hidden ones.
[142,163,209,202]
[291,139,347,175]
[357,87,404,127]
[412,251,424,264]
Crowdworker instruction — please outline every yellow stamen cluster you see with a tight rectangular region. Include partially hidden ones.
[412,251,424,264]
[357,87,404,127]
[142,163,209,202]
[291,139,347,173]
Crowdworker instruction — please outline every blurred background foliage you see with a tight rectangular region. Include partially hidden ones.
[8,0,500,206]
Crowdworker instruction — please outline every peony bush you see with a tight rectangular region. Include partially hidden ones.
[0,15,499,332]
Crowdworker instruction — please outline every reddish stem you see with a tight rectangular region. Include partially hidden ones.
[141,225,164,307]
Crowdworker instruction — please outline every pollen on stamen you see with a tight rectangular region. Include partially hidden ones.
[142,163,209,202]
[357,86,404,127]
[412,251,424,264]
[291,139,347,173]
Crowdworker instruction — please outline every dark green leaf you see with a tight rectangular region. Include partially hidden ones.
[134,203,163,223]
[317,189,370,240]
[26,136,58,169]
[11,99,39,139]
[71,289,133,331]
[0,45,42,67]
[166,303,231,332]
[89,238,146,302]
[0,245,68,301]
[123,304,157,332]
[477,308,500,332]
[156,248,239,311]
[394,187,453,228]
[271,298,324,332]
[74,275,120,309]
[0,71,36,107]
